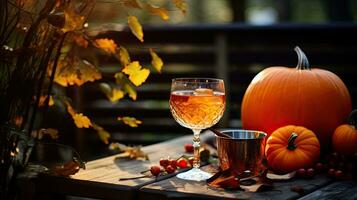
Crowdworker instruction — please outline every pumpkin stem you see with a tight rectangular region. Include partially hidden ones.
[348,109,357,127]
[294,46,310,70]
[287,133,298,151]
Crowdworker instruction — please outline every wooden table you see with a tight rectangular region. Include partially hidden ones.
[19,132,357,200]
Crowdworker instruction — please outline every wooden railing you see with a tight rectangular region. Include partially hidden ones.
[76,23,357,156]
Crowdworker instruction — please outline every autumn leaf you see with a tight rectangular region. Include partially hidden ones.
[72,113,92,128]
[99,83,125,102]
[73,34,88,48]
[94,38,117,54]
[123,0,142,9]
[62,8,86,32]
[114,72,137,100]
[92,123,111,144]
[149,48,163,73]
[118,46,131,66]
[52,57,102,87]
[39,95,54,107]
[145,3,169,21]
[122,61,150,86]
[128,16,144,42]
[173,0,187,14]
[117,116,142,127]
[115,146,149,160]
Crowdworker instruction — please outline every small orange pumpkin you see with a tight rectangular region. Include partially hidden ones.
[265,125,320,174]
[332,125,357,155]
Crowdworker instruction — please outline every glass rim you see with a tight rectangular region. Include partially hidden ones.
[172,78,224,83]
[215,129,267,140]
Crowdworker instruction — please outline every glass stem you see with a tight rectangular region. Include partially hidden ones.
[192,129,201,169]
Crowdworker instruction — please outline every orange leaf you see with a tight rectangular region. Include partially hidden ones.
[99,83,125,103]
[117,116,142,127]
[94,38,117,54]
[118,46,131,66]
[73,34,88,48]
[72,113,92,128]
[122,61,150,86]
[39,128,59,139]
[145,3,169,21]
[149,48,163,73]
[173,0,187,14]
[128,16,144,42]
[52,58,102,87]
[92,123,111,144]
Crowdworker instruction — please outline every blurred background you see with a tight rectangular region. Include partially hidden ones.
[55,0,357,160]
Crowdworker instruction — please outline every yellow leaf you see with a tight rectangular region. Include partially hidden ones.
[122,61,150,86]
[62,9,86,32]
[149,48,164,73]
[114,72,138,100]
[73,113,92,128]
[145,4,169,21]
[117,116,142,127]
[173,0,187,14]
[92,123,111,144]
[94,38,117,54]
[124,0,142,9]
[52,58,102,87]
[99,83,125,103]
[128,16,144,42]
[39,128,59,139]
[39,95,55,107]
[118,46,131,66]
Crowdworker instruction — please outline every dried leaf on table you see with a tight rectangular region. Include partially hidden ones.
[207,169,240,190]
[109,142,128,151]
[118,46,131,66]
[149,48,164,73]
[145,4,169,21]
[122,61,150,86]
[115,146,149,161]
[172,0,187,14]
[128,16,144,42]
[240,171,273,192]
[94,38,117,54]
[117,116,142,127]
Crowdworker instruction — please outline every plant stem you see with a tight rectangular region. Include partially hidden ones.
[287,132,298,151]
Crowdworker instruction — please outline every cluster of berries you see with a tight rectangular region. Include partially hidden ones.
[150,157,194,176]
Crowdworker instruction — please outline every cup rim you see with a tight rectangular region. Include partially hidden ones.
[215,129,267,140]
[172,78,224,83]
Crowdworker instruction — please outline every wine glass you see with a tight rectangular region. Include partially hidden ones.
[169,78,225,181]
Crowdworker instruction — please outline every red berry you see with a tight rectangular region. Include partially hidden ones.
[166,165,175,174]
[177,159,188,168]
[334,170,344,179]
[150,166,161,176]
[159,158,169,167]
[315,163,324,172]
[184,143,194,153]
[169,159,177,169]
[328,168,335,177]
[306,168,315,178]
[297,168,306,178]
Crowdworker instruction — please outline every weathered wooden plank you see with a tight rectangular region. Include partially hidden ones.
[297,181,357,200]
[140,166,333,200]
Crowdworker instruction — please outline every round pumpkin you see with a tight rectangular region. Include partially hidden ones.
[332,124,357,155]
[241,46,351,148]
[265,125,320,174]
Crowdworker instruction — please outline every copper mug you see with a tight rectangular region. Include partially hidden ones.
[216,129,267,176]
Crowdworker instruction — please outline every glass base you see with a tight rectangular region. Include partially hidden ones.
[176,168,213,181]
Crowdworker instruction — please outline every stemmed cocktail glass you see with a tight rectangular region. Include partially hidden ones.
[169,78,225,181]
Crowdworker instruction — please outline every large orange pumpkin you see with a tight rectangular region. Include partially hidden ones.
[265,125,320,174]
[241,47,351,147]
